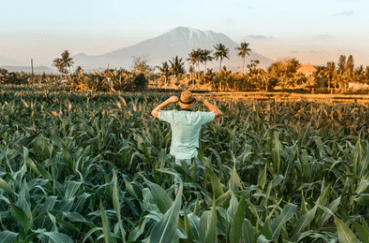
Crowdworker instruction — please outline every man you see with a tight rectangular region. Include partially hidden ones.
[151,90,223,195]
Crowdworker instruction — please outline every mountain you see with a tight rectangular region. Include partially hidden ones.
[1,65,52,74]
[73,27,275,71]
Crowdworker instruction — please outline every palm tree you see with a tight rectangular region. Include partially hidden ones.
[61,50,74,74]
[200,49,213,74]
[156,61,170,88]
[188,65,195,88]
[325,62,336,90]
[169,56,185,79]
[52,58,64,80]
[236,41,251,74]
[187,49,201,80]
[213,43,230,72]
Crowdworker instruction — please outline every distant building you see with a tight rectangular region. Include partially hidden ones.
[296,64,317,76]
[348,82,369,89]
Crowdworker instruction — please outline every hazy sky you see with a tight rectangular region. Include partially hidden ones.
[1,0,368,66]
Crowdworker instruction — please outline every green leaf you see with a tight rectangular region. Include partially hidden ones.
[0,177,14,193]
[352,221,369,242]
[292,205,317,234]
[230,193,246,243]
[193,196,200,216]
[206,167,224,198]
[204,198,218,243]
[143,176,173,214]
[271,174,284,188]
[257,165,267,191]
[317,196,341,228]
[256,234,272,243]
[355,172,369,195]
[149,178,183,243]
[354,193,369,205]
[32,159,52,180]
[64,180,82,199]
[124,178,137,198]
[183,210,195,242]
[112,170,121,221]
[334,216,360,243]
[82,227,104,243]
[259,219,272,241]
[242,218,255,243]
[62,212,89,223]
[34,231,74,243]
[0,231,18,243]
[10,204,30,233]
[271,203,297,240]
[100,201,115,243]
[229,164,242,192]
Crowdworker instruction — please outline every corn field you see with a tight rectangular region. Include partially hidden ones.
[1,85,369,243]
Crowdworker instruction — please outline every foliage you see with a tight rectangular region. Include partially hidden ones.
[169,56,186,78]
[1,86,369,242]
[3,50,369,93]
[236,41,252,74]
[53,50,74,79]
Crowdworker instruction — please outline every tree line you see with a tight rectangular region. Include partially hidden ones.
[1,42,368,92]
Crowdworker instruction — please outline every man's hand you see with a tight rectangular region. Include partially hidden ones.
[195,96,205,103]
[167,96,179,104]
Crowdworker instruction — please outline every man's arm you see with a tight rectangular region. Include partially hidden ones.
[196,96,223,119]
[151,96,179,119]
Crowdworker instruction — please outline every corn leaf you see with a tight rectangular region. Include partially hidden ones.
[334,216,360,243]
[149,178,183,243]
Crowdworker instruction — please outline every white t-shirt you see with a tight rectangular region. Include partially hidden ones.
[159,110,215,159]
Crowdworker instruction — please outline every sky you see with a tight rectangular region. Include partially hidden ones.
[1,0,369,67]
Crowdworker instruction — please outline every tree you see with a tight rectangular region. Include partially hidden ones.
[169,56,185,79]
[156,61,170,88]
[200,49,213,74]
[0,68,8,83]
[187,49,202,79]
[236,41,251,74]
[337,54,354,89]
[213,43,230,72]
[75,66,83,75]
[131,56,152,77]
[52,50,74,80]
[61,50,74,74]
[325,62,336,90]
[338,55,346,72]
[345,55,354,71]
[188,65,195,88]
[53,58,64,80]
[247,59,260,74]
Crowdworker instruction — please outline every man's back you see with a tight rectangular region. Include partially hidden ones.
[159,110,215,159]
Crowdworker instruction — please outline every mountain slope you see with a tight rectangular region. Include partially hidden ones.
[73,27,275,71]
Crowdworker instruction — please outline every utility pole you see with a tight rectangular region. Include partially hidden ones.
[31,59,34,84]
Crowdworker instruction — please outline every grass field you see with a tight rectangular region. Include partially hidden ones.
[1,85,369,242]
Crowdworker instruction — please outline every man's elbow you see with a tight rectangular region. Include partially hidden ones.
[151,110,159,118]
[215,111,223,119]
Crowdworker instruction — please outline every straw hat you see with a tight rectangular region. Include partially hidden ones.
[179,90,195,108]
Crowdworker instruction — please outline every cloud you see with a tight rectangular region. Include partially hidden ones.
[248,35,273,40]
[334,10,354,16]
[310,50,330,54]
